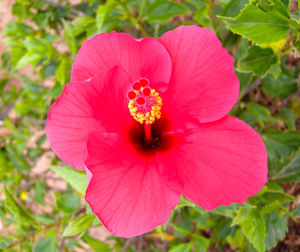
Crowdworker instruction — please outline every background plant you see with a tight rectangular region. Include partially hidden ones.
[0,0,299,251]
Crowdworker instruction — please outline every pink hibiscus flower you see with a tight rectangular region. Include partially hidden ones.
[46,26,267,238]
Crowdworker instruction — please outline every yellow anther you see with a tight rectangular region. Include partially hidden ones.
[128,87,162,124]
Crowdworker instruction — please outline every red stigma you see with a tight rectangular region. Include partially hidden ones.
[128,90,136,100]
[136,97,145,105]
[140,79,149,87]
[132,82,141,90]
[143,87,151,97]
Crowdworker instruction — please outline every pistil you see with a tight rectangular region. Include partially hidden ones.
[144,123,153,143]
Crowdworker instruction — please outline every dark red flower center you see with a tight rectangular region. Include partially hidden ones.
[127,116,174,156]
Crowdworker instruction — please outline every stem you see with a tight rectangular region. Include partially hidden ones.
[3,206,81,251]
[144,123,153,143]
[239,78,262,101]
[3,221,61,250]
[271,89,300,115]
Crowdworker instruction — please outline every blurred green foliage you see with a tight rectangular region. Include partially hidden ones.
[0,0,299,251]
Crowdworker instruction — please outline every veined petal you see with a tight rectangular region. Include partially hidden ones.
[45,67,132,170]
[71,31,172,92]
[85,131,181,238]
[158,116,267,210]
[159,26,239,125]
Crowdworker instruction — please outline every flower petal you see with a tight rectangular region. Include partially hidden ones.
[71,31,172,89]
[158,116,267,210]
[45,67,132,170]
[159,26,239,124]
[85,131,181,238]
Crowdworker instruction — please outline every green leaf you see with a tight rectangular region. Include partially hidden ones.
[268,64,281,79]
[247,103,277,126]
[220,0,291,44]
[233,207,266,252]
[32,13,51,29]
[212,203,242,218]
[3,187,36,226]
[223,0,249,18]
[257,0,290,13]
[279,204,297,221]
[270,149,300,182]
[145,0,188,23]
[73,16,95,28]
[15,37,54,69]
[12,3,30,20]
[279,107,296,130]
[170,243,191,252]
[34,181,46,206]
[0,149,13,175]
[264,211,288,250]
[83,236,112,252]
[55,58,71,86]
[33,237,59,252]
[194,3,212,29]
[292,203,300,217]
[226,228,246,249]
[211,218,232,240]
[62,19,77,55]
[238,111,257,127]
[8,47,26,69]
[23,37,53,55]
[96,6,108,33]
[193,234,210,252]
[96,0,116,33]
[260,37,287,52]
[15,51,44,69]
[260,202,281,215]
[176,196,195,208]
[63,214,96,237]
[49,165,88,195]
[261,74,298,99]
[263,130,300,160]
[259,189,297,203]
[236,70,253,93]
[72,16,96,37]
[281,0,290,7]
[173,223,192,237]
[56,193,81,214]
[0,78,8,96]
[184,0,205,7]
[0,236,12,249]
[239,46,277,76]
[5,145,30,172]
[4,21,34,38]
